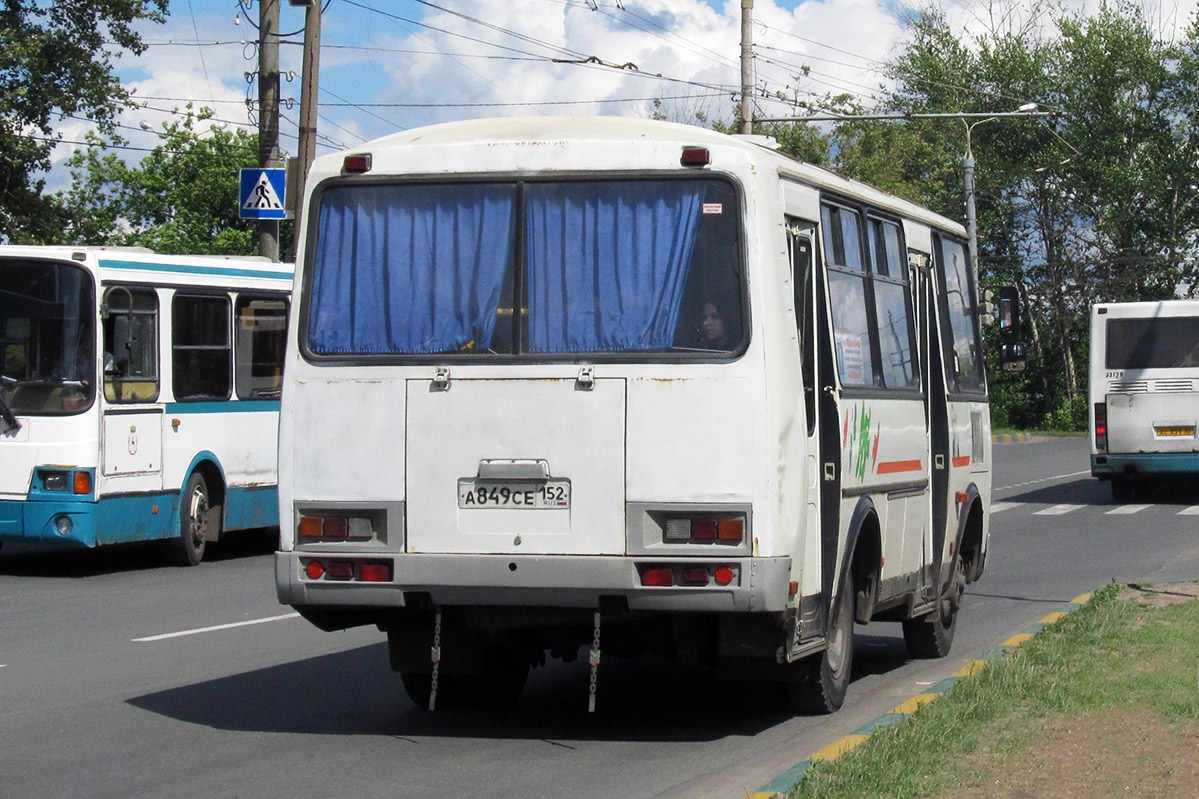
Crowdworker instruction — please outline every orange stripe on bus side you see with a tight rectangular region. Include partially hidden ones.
[876,459,922,474]
[952,456,972,468]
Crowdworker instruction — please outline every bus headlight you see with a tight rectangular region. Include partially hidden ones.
[41,471,70,491]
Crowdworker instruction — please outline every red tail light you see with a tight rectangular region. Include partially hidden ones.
[691,519,717,541]
[1094,402,1108,451]
[360,562,392,582]
[641,566,674,587]
[326,560,354,580]
[714,567,736,586]
[681,567,710,586]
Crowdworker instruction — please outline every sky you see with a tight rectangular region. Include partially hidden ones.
[46,0,1199,190]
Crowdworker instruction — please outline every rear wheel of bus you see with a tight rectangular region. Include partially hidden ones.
[902,555,964,658]
[168,472,219,566]
[788,572,855,713]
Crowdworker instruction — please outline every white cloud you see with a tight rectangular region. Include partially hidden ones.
[41,0,1199,191]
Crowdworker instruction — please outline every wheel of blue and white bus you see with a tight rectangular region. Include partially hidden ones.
[902,554,964,659]
[168,472,219,566]
[788,571,855,713]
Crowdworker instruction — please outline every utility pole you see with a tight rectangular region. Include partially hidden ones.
[257,0,280,262]
[293,0,321,238]
[739,0,753,134]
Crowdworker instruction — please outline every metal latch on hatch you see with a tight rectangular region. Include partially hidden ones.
[576,364,595,390]
[432,366,450,390]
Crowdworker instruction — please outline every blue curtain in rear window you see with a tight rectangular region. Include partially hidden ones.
[525,181,704,353]
[308,184,515,354]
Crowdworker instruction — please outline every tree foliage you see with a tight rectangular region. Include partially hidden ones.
[818,0,1199,429]
[60,107,265,256]
[0,0,166,242]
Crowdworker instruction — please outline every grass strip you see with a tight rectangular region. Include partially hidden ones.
[788,582,1199,798]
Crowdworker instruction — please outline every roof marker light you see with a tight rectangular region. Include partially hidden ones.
[343,153,372,173]
[680,147,710,167]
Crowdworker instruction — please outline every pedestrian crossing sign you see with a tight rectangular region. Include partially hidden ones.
[239,168,290,220]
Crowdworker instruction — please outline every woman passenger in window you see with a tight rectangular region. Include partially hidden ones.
[697,296,739,351]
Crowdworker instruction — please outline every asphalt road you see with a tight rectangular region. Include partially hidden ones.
[2,436,1197,799]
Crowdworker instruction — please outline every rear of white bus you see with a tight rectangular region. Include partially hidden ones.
[275,122,798,704]
[1090,302,1199,500]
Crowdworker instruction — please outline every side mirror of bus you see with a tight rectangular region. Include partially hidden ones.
[997,286,1020,344]
[999,341,1026,372]
[995,286,1026,371]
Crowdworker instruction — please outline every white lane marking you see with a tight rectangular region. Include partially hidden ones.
[1033,504,1085,516]
[991,501,1019,513]
[995,470,1090,493]
[132,612,300,643]
[1179,506,1199,515]
[1106,504,1152,515]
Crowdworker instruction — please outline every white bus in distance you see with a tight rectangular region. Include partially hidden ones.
[275,117,1011,713]
[0,247,292,565]
[1090,300,1199,500]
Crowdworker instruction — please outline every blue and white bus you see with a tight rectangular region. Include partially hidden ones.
[1,246,292,565]
[1090,299,1199,500]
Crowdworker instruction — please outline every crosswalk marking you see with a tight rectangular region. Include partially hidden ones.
[1033,504,1085,516]
[995,502,1199,517]
[1106,504,1153,515]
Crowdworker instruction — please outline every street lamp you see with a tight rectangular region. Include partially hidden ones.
[963,103,1044,285]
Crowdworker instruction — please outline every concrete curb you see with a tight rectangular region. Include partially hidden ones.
[992,432,1034,443]
[748,590,1097,798]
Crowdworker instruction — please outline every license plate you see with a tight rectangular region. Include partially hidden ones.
[1154,426,1195,437]
[457,480,571,509]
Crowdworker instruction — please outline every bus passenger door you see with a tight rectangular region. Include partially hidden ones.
[789,220,841,635]
[99,287,165,543]
[920,262,950,595]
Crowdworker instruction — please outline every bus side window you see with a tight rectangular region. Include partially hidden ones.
[787,219,816,435]
[868,218,919,390]
[173,294,231,402]
[235,296,288,399]
[102,287,160,403]
[821,203,876,387]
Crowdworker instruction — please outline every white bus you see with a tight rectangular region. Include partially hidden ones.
[0,246,292,565]
[1090,300,1199,500]
[275,117,1002,713]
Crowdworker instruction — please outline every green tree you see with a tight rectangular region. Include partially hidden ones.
[829,1,1199,429]
[0,0,166,242]
[60,107,266,256]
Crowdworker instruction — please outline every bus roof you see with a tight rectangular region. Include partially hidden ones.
[316,115,967,238]
[0,245,294,288]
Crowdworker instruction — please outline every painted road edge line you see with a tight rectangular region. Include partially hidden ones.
[748,590,1098,798]
[132,612,301,642]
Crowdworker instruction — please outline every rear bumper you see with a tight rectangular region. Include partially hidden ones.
[276,551,793,614]
[1091,452,1199,478]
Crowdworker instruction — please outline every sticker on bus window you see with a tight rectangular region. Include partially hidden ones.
[702,203,723,214]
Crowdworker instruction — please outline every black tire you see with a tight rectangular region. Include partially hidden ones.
[1111,475,1134,503]
[902,556,964,659]
[788,572,855,713]
[168,472,218,566]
